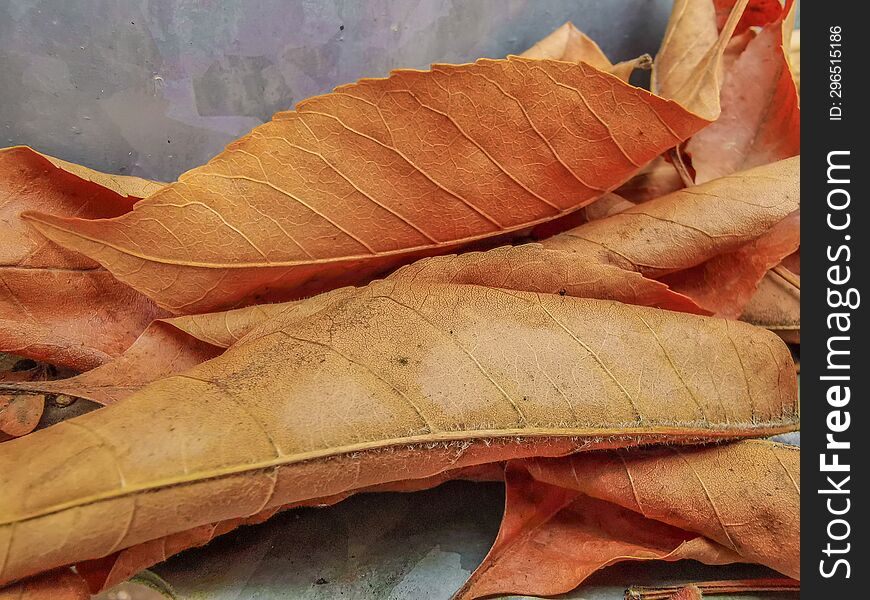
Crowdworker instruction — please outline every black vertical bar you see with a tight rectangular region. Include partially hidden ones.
[802,1,865,596]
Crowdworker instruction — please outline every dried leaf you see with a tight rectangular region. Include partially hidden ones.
[22,58,706,314]
[0,393,43,439]
[0,282,797,585]
[454,463,739,600]
[0,304,286,406]
[458,440,798,599]
[653,0,749,119]
[740,270,800,343]
[687,2,800,183]
[543,157,799,315]
[662,210,800,317]
[0,147,167,370]
[520,22,651,82]
[528,440,800,578]
[0,234,706,411]
[0,569,89,600]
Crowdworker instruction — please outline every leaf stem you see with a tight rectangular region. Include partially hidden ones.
[625,578,799,599]
[772,265,801,290]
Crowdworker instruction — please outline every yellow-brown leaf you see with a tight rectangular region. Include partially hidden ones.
[0,282,797,585]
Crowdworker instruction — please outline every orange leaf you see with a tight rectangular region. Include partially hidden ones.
[22,58,706,314]
[544,157,798,316]
[0,303,286,406]
[0,147,167,370]
[455,463,739,600]
[458,440,798,599]
[687,2,800,183]
[0,569,89,600]
[527,440,800,579]
[0,282,797,585]
[662,209,799,317]
[520,22,651,82]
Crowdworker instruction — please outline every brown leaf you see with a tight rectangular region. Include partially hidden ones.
[0,393,44,439]
[687,1,800,183]
[653,0,749,119]
[454,463,739,600]
[0,304,286,406]
[528,440,800,578]
[0,235,705,412]
[662,210,799,317]
[0,569,89,600]
[520,22,651,82]
[0,282,797,585]
[458,440,798,599]
[22,58,706,314]
[0,146,167,370]
[740,270,800,343]
[543,157,799,316]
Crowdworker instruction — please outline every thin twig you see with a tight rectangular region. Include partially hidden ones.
[625,578,799,599]
[772,265,801,290]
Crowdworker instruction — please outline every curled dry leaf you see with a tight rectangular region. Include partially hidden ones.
[457,440,798,599]
[0,236,704,411]
[529,440,800,578]
[454,462,739,600]
[662,210,800,317]
[653,0,749,120]
[543,157,799,316]
[0,146,167,370]
[22,57,706,314]
[520,22,651,82]
[740,270,800,343]
[687,1,800,183]
[0,282,797,585]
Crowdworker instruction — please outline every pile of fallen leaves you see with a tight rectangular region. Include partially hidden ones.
[0,1,800,598]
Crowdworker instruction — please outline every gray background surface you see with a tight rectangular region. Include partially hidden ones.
[1,0,671,182]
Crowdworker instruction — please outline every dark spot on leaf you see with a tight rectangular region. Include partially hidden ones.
[315,578,329,585]
[558,289,567,296]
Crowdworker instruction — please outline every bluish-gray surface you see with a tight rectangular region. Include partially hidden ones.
[0,0,671,182]
[143,480,796,600]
